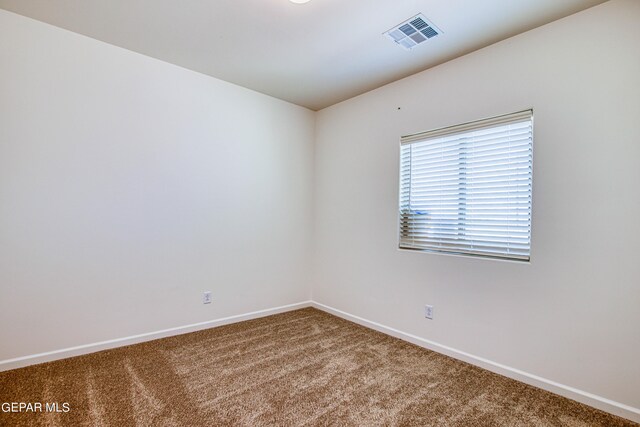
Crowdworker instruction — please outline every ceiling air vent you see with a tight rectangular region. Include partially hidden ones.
[384,14,441,50]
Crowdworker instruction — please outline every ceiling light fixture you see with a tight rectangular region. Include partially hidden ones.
[289,0,311,3]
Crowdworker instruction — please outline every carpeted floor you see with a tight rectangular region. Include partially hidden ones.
[0,308,636,426]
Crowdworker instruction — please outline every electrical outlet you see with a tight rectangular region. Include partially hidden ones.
[203,291,212,304]
[424,305,434,320]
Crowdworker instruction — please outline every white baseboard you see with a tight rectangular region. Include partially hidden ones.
[2,299,638,424]
[0,301,312,372]
[311,301,640,424]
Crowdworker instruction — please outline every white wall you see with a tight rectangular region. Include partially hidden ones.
[0,10,314,361]
[314,0,640,412]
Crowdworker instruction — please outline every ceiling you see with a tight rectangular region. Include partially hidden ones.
[0,0,607,110]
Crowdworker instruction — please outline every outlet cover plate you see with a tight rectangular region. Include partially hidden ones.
[425,305,434,319]
[203,291,212,304]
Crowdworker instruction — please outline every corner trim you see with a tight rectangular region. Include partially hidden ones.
[0,301,312,372]
[311,301,640,424]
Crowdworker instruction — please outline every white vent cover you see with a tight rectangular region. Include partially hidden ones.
[384,14,441,50]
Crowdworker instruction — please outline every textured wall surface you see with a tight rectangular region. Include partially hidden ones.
[314,0,640,410]
[0,9,315,361]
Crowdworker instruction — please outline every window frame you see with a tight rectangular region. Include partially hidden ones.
[398,110,534,262]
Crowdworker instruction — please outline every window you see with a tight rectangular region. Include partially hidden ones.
[399,110,533,261]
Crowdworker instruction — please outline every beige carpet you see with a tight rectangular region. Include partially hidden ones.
[0,308,636,426]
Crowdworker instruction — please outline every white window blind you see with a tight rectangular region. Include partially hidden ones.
[399,110,533,261]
